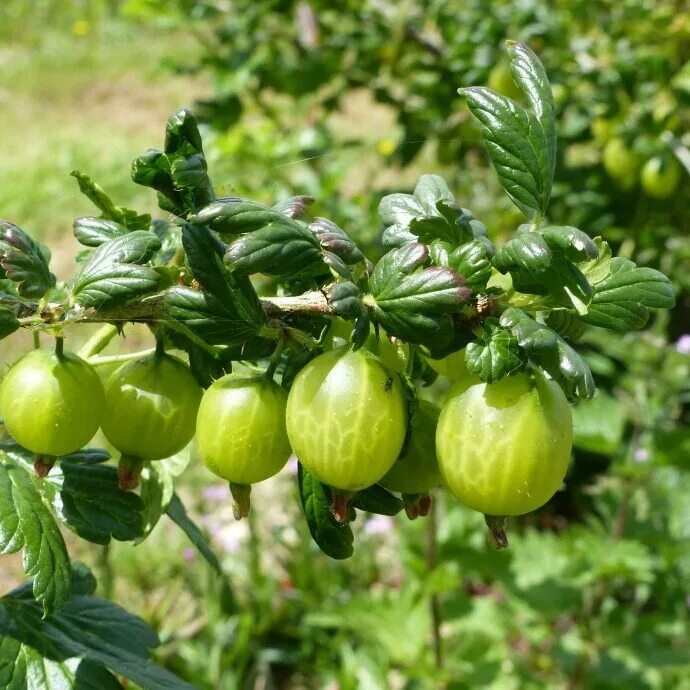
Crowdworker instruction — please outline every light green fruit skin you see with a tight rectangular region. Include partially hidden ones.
[0,349,104,456]
[101,353,202,460]
[425,349,482,388]
[196,375,291,484]
[328,317,409,374]
[640,156,681,199]
[286,346,408,491]
[487,62,523,100]
[380,400,442,494]
[436,373,572,516]
[603,138,639,188]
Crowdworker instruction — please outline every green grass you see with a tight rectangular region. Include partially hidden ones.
[0,3,206,252]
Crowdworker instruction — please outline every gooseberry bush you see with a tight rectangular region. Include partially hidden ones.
[0,44,675,687]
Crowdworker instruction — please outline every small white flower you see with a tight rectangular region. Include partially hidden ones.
[676,335,690,355]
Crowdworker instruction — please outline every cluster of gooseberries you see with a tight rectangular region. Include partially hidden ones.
[0,314,572,544]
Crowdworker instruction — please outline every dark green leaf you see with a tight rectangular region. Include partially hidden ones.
[164,286,260,344]
[460,42,555,220]
[507,41,556,195]
[0,222,56,298]
[189,197,290,235]
[0,307,20,340]
[465,321,524,382]
[0,565,196,689]
[71,171,151,230]
[352,485,404,516]
[166,493,222,574]
[581,258,675,332]
[447,240,493,293]
[326,281,364,319]
[0,462,70,617]
[225,220,324,279]
[72,231,161,309]
[272,195,315,219]
[492,232,552,293]
[500,307,558,352]
[369,243,470,347]
[191,199,325,277]
[164,108,204,155]
[298,464,353,560]
[309,218,364,264]
[540,226,598,262]
[545,310,586,340]
[499,308,594,399]
[379,175,473,248]
[182,223,266,331]
[0,442,143,545]
[132,109,214,216]
[131,149,187,216]
[493,231,593,310]
[73,217,129,247]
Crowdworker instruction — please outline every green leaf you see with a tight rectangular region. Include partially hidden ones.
[539,226,598,262]
[460,42,555,220]
[73,217,129,247]
[492,232,552,293]
[507,40,556,191]
[72,231,161,309]
[0,462,70,617]
[309,217,364,265]
[181,223,266,332]
[0,648,121,690]
[368,243,470,347]
[573,392,627,455]
[0,307,20,340]
[544,310,586,340]
[137,451,189,541]
[225,220,324,279]
[447,240,493,294]
[326,281,365,320]
[577,237,612,285]
[465,320,524,382]
[0,222,56,298]
[493,231,593,309]
[298,464,354,560]
[581,258,675,332]
[166,493,222,574]
[132,109,215,217]
[379,175,474,248]
[500,308,594,399]
[131,150,187,216]
[0,565,196,689]
[0,443,143,545]
[272,194,314,219]
[164,286,262,345]
[352,485,404,516]
[499,307,558,352]
[191,199,326,278]
[189,197,287,235]
[71,171,151,231]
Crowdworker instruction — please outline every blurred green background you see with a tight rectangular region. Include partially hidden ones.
[1,1,690,688]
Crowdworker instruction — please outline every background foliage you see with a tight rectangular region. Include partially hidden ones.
[1,1,689,688]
